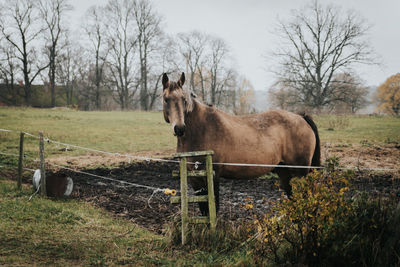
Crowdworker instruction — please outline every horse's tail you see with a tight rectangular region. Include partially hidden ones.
[301,114,321,167]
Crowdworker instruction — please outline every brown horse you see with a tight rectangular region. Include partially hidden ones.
[162,72,320,215]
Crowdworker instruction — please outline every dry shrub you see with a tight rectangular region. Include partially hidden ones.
[253,161,400,266]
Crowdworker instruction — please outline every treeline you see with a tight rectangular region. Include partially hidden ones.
[0,0,255,113]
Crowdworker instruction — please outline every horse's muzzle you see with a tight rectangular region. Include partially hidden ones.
[174,125,186,137]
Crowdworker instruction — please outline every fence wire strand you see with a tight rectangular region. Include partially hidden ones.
[1,128,399,172]
[48,162,170,194]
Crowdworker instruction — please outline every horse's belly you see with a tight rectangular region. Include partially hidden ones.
[219,165,275,180]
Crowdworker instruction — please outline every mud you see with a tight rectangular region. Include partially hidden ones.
[64,161,280,233]
[60,156,400,234]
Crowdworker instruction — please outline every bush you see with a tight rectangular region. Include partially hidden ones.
[253,167,351,266]
[253,166,400,266]
[333,193,400,266]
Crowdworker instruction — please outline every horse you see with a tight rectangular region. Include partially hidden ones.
[162,72,320,215]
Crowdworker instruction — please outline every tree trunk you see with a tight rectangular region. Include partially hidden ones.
[10,72,16,105]
[139,44,148,111]
[23,72,31,106]
[50,47,56,107]
[95,50,101,110]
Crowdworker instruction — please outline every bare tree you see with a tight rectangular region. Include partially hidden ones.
[56,41,83,106]
[74,62,96,111]
[329,72,369,113]
[133,0,162,111]
[83,5,109,110]
[208,36,229,105]
[268,81,299,112]
[177,31,209,98]
[176,32,234,108]
[268,73,369,114]
[0,42,20,105]
[104,0,138,110]
[0,0,48,105]
[270,0,375,111]
[38,0,72,107]
[213,72,256,114]
[148,36,179,110]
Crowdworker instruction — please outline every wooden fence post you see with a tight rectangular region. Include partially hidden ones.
[206,154,217,233]
[172,151,216,245]
[180,157,188,245]
[17,132,24,190]
[39,132,46,196]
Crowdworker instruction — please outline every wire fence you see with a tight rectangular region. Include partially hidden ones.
[0,129,178,200]
[1,127,399,201]
[1,127,399,171]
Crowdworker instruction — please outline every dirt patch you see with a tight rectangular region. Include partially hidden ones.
[322,143,400,170]
[62,161,279,233]
[63,165,399,234]
[47,149,175,169]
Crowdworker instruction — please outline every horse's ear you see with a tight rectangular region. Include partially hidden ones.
[177,72,185,87]
[162,73,169,90]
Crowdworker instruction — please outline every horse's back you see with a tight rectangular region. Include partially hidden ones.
[211,109,316,179]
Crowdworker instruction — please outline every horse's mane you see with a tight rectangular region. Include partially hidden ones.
[184,90,195,113]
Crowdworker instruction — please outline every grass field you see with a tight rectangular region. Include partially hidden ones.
[0,180,163,266]
[315,114,400,145]
[0,107,399,161]
[0,107,176,162]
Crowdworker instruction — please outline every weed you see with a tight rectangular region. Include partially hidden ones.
[385,137,399,145]
[334,143,351,148]
[360,139,372,147]
[258,172,279,180]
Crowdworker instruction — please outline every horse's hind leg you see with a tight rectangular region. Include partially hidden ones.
[275,166,310,197]
[194,187,209,216]
[275,168,293,197]
[214,176,220,213]
[190,178,209,216]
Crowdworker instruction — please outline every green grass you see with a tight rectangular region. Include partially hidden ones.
[314,114,399,145]
[0,107,176,161]
[0,179,254,266]
[0,179,168,266]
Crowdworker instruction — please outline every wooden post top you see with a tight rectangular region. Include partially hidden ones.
[173,150,214,158]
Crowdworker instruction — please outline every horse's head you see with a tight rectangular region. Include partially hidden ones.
[162,72,193,137]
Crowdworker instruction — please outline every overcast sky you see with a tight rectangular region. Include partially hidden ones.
[70,0,400,91]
